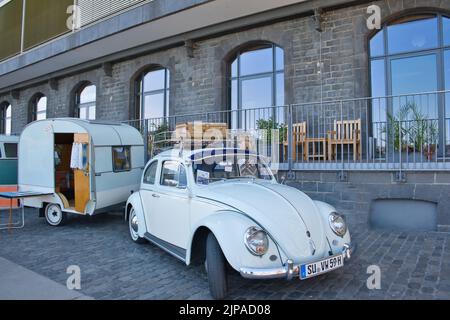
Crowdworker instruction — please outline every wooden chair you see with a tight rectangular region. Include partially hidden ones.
[327,119,362,161]
[283,122,307,161]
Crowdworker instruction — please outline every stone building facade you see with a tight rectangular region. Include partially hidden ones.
[1,0,450,230]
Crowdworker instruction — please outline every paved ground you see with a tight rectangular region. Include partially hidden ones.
[0,208,449,300]
[0,257,92,300]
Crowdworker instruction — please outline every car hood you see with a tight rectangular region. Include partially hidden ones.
[196,179,329,261]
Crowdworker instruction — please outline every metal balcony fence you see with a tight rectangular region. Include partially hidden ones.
[124,90,450,171]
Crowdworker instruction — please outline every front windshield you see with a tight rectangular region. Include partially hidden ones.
[192,154,274,185]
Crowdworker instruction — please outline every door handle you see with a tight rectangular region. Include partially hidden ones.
[152,194,160,198]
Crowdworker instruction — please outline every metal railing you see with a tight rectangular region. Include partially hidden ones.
[124,90,450,171]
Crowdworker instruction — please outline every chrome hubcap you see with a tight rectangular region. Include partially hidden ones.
[130,214,139,233]
[47,205,61,224]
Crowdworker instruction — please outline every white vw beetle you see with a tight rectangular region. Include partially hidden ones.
[125,148,354,299]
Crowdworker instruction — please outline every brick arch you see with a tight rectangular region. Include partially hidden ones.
[222,40,284,64]
[367,7,450,42]
[221,40,286,112]
[28,92,47,123]
[0,100,10,108]
[69,80,96,117]
[0,100,11,134]
[129,63,171,120]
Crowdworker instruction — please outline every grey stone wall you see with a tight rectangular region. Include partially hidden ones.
[283,171,450,230]
[2,0,450,133]
[0,0,449,228]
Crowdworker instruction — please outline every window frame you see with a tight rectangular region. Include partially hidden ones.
[143,160,158,185]
[4,142,17,159]
[0,102,11,135]
[229,43,285,129]
[368,13,450,156]
[159,160,188,189]
[136,67,170,121]
[369,14,450,98]
[112,146,132,173]
[29,94,47,122]
[76,83,97,120]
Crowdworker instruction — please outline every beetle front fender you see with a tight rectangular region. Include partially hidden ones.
[187,210,285,272]
[314,201,351,253]
[125,192,147,238]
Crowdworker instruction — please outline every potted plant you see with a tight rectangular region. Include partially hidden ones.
[385,102,438,162]
[256,118,287,159]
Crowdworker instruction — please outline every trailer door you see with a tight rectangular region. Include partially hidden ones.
[19,122,55,192]
[74,133,90,213]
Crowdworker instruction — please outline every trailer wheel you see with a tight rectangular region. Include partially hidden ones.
[45,203,67,227]
[129,208,146,244]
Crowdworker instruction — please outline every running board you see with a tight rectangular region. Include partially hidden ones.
[144,232,187,263]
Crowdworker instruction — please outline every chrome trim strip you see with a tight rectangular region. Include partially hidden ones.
[144,232,186,263]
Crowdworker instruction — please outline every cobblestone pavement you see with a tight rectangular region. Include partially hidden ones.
[0,209,449,300]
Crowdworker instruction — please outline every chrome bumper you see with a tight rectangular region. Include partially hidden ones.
[240,243,355,280]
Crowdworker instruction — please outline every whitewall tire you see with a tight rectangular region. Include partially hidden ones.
[129,208,146,244]
[45,203,67,227]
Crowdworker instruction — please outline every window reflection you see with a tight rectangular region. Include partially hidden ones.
[371,59,387,122]
[391,55,438,120]
[444,17,450,46]
[137,68,170,121]
[229,44,285,129]
[30,94,47,122]
[0,103,12,135]
[445,50,450,147]
[370,14,450,154]
[387,17,438,54]
[77,84,96,120]
[370,31,385,57]
[445,50,450,118]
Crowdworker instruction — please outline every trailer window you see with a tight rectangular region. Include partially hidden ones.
[4,143,17,158]
[112,146,131,172]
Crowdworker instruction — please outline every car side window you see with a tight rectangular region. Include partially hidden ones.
[143,161,158,185]
[160,161,187,188]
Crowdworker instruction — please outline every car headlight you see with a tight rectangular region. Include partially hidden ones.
[244,227,269,256]
[329,212,347,237]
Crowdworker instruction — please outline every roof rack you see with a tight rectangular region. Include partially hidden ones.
[149,128,263,158]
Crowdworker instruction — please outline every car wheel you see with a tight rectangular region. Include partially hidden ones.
[206,233,228,300]
[45,203,67,227]
[129,208,146,244]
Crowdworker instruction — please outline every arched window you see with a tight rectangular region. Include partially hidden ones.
[29,94,47,122]
[136,67,170,120]
[369,14,450,150]
[0,102,12,135]
[370,14,450,132]
[76,83,96,120]
[229,43,285,129]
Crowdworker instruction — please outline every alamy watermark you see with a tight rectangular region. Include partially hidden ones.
[367,5,382,30]
[66,5,81,31]
[67,265,81,290]
[367,265,381,290]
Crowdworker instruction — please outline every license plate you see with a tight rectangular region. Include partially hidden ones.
[300,254,344,280]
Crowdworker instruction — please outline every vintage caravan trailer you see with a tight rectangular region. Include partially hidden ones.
[19,119,145,226]
[0,135,19,208]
